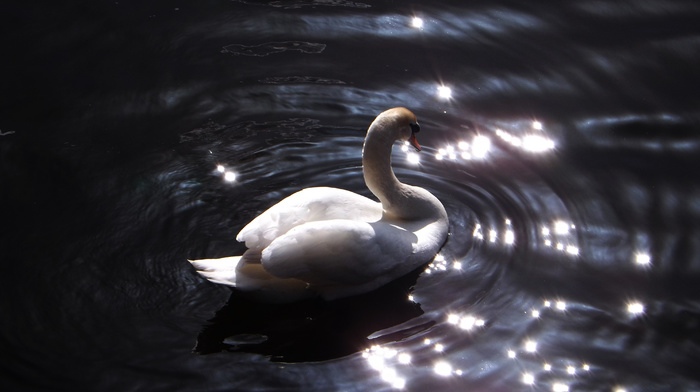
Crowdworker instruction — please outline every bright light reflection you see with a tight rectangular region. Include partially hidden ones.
[437,85,452,99]
[522,373,535,385]
[635,253,651,265]
[473,223,483,240]
[532,120,543,130]
[566,245,579,255]
[524,340,537,352]
[398,353,411,364]
[553,383,569,392]
[434,343,444,352]
[532,310,540,318]
[522,135,555,152]
[411,16,423,28]
[544,300,551,307]
[567,365,576,375]
[472,135,491,158]
[505,230,515,245]
[582,364,590,371]
[434,361,453,376]
[628,302,645,315]
[363,346,411,390]
[489,230,497,243]
[459,316,476,330]
[224,171,237,182]
[507,350,516,359]
[216,165,225,172]
[554,220,570,234]
[543,363,552,371]
[453,261,462,270]
[556,301,567,311]
[406,152,420,164]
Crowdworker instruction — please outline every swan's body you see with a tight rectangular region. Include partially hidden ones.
[189,108,448,302]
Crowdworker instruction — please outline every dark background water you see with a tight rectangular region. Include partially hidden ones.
[2,0,700,391]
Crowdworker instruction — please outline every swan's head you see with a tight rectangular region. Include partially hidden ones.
[372,107,421,151]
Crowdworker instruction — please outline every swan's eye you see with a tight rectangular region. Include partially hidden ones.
[410,123,420,133]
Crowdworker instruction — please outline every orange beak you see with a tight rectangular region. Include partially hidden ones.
[409,132,421,152]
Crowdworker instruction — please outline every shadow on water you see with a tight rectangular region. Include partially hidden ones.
[193,264,433,362]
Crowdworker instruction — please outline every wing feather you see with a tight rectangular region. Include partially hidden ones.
[237,187,381,251]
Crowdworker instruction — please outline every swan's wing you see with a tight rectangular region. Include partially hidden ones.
[260,219,419,287]
[237,187,382,251]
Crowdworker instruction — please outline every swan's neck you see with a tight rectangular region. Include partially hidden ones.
[362,126,416,219]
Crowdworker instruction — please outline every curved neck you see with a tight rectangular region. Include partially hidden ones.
[362,126,407,217]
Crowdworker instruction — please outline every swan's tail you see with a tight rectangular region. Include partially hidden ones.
[188,256,242,287]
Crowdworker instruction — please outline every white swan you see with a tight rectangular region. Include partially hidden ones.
[189,108,449,302]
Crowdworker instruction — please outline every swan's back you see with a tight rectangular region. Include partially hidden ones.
[237,187,382,252]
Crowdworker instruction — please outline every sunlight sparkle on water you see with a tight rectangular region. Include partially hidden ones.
[448,313,485,331]
[363,346,412,390]
[406,152,420,165]
[522,373,535,385]
[522,135,555,152]
[525,340,537,352]
[434,361,453,376]
[411,16,423,28]
[504,230,515,245]
[532,120,543,130]
[224,171,236,182]
[628,302,644,315]
[567,365,576,375]
[553,383,569,392]
[437,85,452,100]
[532,310,540,318]
[554,220,571,234]
[635,252,651,266]
[459,316,476,330]
[507,350,516,359]
[556,301,567,311]
[543,363,552,371]
[216,165,225,173]
[472,135,491,158]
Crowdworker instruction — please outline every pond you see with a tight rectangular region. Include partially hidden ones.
[2,0,700,391]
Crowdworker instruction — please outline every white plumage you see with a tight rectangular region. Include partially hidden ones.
[189,108,449,302]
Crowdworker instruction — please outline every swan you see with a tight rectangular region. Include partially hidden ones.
[189,108,449,302]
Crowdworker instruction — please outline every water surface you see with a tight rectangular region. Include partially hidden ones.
[2,0,700,391]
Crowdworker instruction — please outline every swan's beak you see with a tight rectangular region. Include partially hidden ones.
[409,133,421,152]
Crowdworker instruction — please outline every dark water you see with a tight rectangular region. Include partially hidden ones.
[2,0,700,390]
